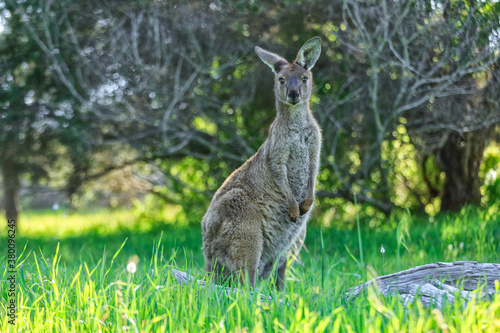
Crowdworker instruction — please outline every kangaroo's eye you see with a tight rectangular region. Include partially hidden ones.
[302,77,308,83]
[279,77,285,84]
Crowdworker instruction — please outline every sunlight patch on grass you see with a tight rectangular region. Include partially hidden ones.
[17,209,137,238]
[0,204,184,239]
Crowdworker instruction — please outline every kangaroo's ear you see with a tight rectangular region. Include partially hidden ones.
[255,46,289,74]
[295,37,321,70]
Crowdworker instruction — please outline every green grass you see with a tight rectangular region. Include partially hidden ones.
[1,205,500,332]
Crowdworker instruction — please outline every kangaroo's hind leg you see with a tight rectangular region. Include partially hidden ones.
[275,254,287,291]
[213,190,265,287]
[275,226,307,290]
[228,230,263,287]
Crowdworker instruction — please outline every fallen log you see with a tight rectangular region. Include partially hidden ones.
[171,261,500,309]
[170,268,288,304]
[346,261,500,309]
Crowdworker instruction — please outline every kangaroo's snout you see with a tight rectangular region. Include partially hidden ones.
[287,90,300,104]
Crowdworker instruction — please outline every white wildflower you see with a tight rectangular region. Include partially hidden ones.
[126,255,139,274]
[126,262,137,274]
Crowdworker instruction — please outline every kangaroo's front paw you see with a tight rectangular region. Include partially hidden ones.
[288,197,300,223]
[299,198,314,215]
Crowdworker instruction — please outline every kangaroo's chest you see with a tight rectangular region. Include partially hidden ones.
[286,130,312,201]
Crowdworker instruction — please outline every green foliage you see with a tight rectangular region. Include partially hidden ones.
[1,207,499,331]
[2,0,500,224]
[0,0,98,213]
[481,142,500,206]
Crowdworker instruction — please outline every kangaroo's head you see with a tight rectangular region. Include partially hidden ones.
[255,37,321,106]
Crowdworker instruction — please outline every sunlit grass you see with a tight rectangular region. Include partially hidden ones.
[1,205,499,331]
[0,204,183,238]
[18,209,137,237]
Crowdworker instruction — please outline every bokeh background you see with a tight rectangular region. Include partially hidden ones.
[1,0,500,231]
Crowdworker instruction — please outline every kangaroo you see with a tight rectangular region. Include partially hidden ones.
[201,37,322,290]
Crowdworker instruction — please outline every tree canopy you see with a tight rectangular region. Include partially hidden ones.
[1,0,499,223]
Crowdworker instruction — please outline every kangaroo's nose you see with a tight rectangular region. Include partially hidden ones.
[287,90,300,103]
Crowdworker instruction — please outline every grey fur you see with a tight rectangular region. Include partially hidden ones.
[201,37,322,290]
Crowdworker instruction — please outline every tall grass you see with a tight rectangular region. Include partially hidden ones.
[1,205,499,332]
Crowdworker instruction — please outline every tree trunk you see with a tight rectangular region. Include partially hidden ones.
[2,158,21,225]
[437,130,490,211]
